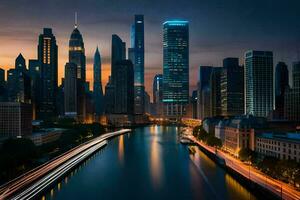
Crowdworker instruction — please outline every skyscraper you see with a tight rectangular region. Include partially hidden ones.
[111,34,126,82]
[197,66,213,119]
[110,34,126,114]
[163,20,189,118]
[0,68,5,102]
[221,58,244,116]
[245,50,273,117]
[275,62,289,119]
[93,47,104,116]
[153,74,163,116]
[7,54,31,104]
[284,62,300,121]
[210,67,222,117]
[28,59,42,119]
[64,62,77,117]
[104,76,115,114]
[38,28,58,119]
[130,14,145,115]
[114,60,134,114]
[69,21,86,121]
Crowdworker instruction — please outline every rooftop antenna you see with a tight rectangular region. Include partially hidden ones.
[75,12,78,28]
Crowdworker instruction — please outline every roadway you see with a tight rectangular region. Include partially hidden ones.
[0,129,131,200]
[182,130,300,200]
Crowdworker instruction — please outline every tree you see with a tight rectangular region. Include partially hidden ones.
[238,148,254,162]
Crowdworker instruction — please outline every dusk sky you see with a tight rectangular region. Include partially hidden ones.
[0,0,299,100]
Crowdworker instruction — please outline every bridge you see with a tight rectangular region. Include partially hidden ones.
[0,129,131,200]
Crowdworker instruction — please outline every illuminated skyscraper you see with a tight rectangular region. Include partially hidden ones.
[130,14,145,115]
[38,28,58,119]
[69,19,86,121]
[245,50,273,117]
[153,74,163,116]
[163,20,189,118]
[93,47,104,115]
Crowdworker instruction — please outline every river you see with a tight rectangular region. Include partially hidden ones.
[43,125,258,200]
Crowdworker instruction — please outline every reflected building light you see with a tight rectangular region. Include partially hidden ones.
[58,182,61,191]
[118,135,124,165]
[150,135,162,189]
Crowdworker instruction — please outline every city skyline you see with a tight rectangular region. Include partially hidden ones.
[0,0,300,100]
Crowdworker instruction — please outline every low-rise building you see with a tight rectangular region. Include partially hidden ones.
[224,115,266,156]
[215,119,231,144]
[29,128,64,146]
[256,133,300,162]
[202,117,223,135]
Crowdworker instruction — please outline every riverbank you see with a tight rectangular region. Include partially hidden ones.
[183,129,300,200]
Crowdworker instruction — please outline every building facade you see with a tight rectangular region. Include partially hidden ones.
[64,62,77,117]
[275,62,289,119]
[197,66,213,119]
[162,20,189,118]
[7,54,31,104]
[28,59,41,119]
[114,60,134,114]
[210,67,222,117]
[93,47,104,116]
[245,50,273,117]
[256,133,300,162]
[284,62,300,121]
[153,74,163,117]
[0,102,32,137]
[130,15,145,115]
[69,25,86,121]
[38,28,58,119]
[221,58,244,116]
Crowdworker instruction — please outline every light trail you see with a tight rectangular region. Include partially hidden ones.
[184,133,300,200]
[0,129,131,200]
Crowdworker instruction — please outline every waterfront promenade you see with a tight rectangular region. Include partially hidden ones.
[183,129,300,200]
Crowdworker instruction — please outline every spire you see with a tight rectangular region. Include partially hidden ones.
[74,12,78,28]
[96,46,99,54]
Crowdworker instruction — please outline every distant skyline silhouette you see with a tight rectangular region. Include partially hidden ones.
[0,0,299,100]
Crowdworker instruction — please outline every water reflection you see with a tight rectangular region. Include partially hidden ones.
[118,135,124,165]
[41,126,258,200]
[225,174,253,200]
[150,125,162,189]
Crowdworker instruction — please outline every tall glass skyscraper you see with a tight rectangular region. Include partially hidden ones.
[245,50,273,117]
[93,47,104,116]
[38,28,58,119]
[163,20,189,118]
[130,15,145,115]
[69,22,86,121]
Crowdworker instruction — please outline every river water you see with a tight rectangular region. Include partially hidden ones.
[43,125,258,200]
